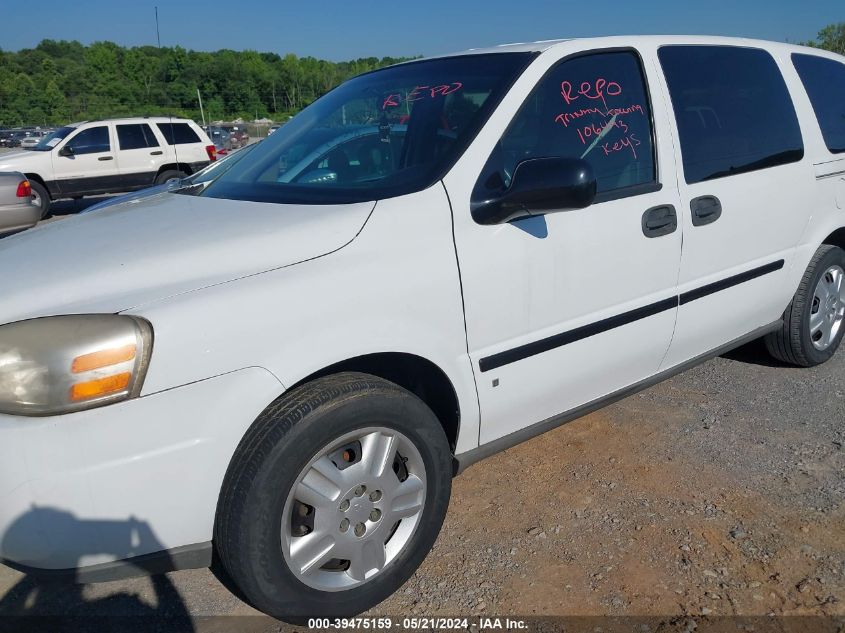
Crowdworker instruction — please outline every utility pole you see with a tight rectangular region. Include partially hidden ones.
[155,7,161,48]
[197,88,206,127]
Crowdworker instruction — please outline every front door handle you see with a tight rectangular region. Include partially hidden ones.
[641,204,677,238]
[98,156,114,161]
[690,195,722,226]
[150,150,163,156]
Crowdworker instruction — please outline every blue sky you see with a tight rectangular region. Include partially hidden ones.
[3,0,841,60]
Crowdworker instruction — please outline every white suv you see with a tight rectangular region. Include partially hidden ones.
[0,117,216,216]
[0,36,844,620]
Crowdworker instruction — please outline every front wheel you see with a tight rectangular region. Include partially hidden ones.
[766,245,845,366]
[214,372,452,621]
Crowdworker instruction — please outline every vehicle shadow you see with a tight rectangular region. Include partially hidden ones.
[49,196,115,216]
[0,507,194,633]
[721,337,791,368]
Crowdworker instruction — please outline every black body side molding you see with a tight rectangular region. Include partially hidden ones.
[479,259,785,372]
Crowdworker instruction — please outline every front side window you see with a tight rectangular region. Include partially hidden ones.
[117,124,159,150]
[197,53,534,205]
[792,53,845,154]
[66,126,111,155]
[475,50,657,200]
[658,46,803,184]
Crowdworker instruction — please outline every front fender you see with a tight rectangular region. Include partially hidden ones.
[130,184,480,454]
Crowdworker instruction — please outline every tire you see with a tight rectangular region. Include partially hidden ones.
[215,372,452,622]
[28,180,51,219]
[155,169,186,185]
[765,245,845,366]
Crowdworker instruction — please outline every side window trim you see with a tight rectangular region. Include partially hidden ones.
[472,46,661,215]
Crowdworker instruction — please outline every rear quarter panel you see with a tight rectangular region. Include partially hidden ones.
[776,48,845,296]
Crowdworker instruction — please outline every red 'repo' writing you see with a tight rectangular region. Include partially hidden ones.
[382,82,463,110]
[561,78,622,110]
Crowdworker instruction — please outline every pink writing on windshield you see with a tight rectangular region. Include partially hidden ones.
[382,83,463,109]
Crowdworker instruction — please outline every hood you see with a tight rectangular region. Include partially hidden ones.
[0,192,374,324]
[0,151,45,169]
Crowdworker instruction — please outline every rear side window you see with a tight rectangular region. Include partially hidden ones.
[117,123,159,150]
[476,50,656,198]
[792,54,845,154]
[156,122,201,145]
[658,46,803,184]
[66,126,111,155]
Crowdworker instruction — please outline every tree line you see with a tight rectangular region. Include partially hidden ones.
[0,40,413,127]
[0,22,842,128]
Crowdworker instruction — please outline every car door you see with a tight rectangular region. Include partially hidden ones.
[445,46,684,445]
[656,45,816,369]
[115,123,165,188]
[53,124,119,196]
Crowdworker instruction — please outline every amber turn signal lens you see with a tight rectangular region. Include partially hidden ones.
[69,372,132,402]
[71,344,137,374]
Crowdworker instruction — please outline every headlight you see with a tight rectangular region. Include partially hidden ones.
[0,315,153,416]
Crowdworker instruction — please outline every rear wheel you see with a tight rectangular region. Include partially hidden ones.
[28,180,51,219]
[215,372,452,621]
[155,169,186,185]
[766,245,845,366]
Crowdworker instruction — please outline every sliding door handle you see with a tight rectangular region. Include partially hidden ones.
[691,195,722,226]
[641,204,677,238]
[98,156,114,161]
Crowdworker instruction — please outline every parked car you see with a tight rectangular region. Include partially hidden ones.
[222,124,250,148]
[1,36,845,621]
[206,125,233,156]
[19,131,45,149]
[0,117,216,217]
[0,130,27,148]
[0,172,39,234]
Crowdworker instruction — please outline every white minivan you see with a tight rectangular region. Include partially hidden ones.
[0,117,216,216]
[0,36,844,620]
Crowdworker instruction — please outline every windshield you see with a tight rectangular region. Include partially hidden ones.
[32,126,76,151]
[200,53,534,205]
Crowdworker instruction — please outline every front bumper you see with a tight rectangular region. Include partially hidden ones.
[0,367,282,578]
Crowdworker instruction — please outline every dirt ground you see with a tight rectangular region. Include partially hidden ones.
[375,340,844,621]
[0,338,843,632]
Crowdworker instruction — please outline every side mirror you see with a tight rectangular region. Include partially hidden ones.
[472,157,597,225]
[58,145,74,157]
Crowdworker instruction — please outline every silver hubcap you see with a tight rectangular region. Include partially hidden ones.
[282,427,426,592]
[30,190,42,207]
[810,265,845,351]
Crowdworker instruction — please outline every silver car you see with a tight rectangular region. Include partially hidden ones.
[0,172,39,234]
